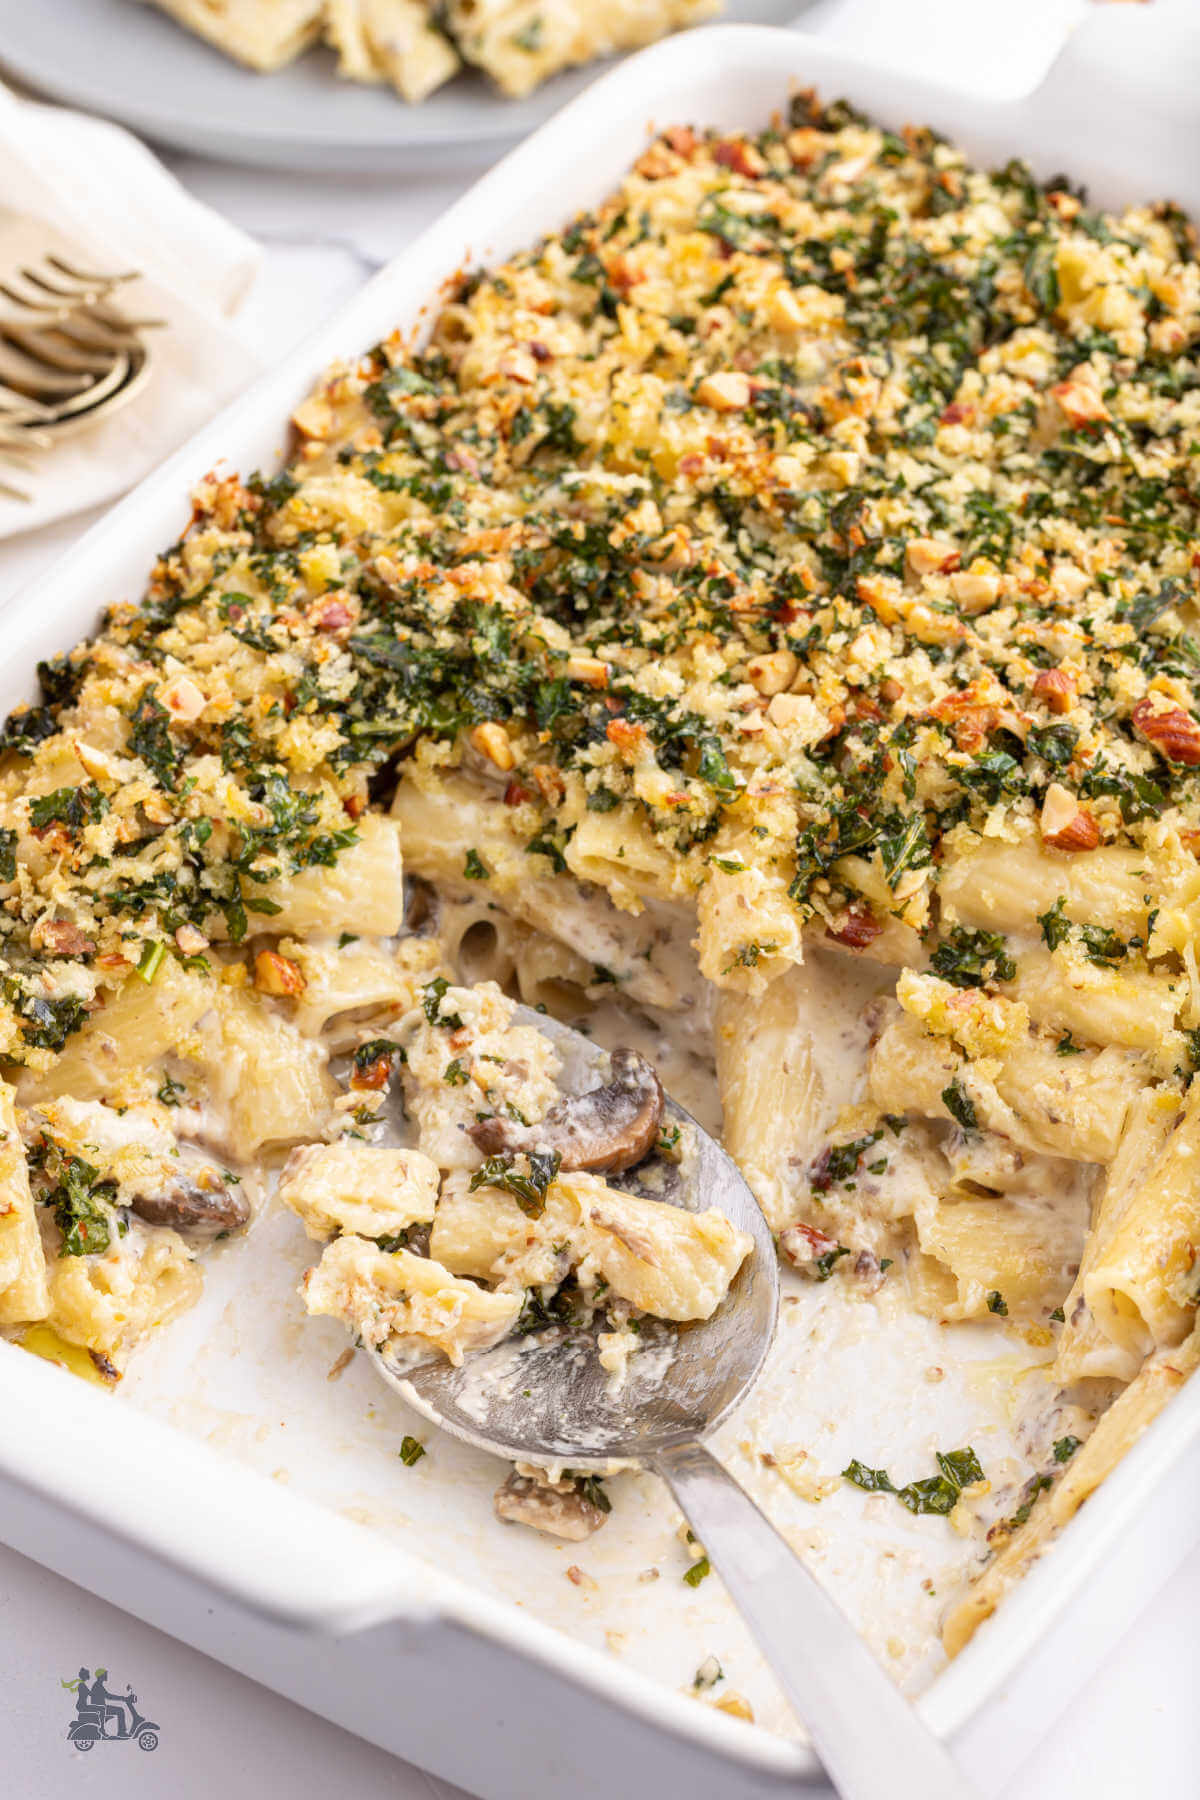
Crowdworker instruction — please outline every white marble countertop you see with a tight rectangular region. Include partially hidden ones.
[1,6,1198,1794]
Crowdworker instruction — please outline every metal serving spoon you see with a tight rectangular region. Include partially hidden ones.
[369,1008,976,1800]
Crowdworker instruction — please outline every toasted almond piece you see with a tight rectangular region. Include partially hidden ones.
[905,537,960,579]
[1149,317,1188,355]
[903,602,966,646]
[1132,694,1200,765]
[1040,781,1098,849]
[767,287,809,332]
[779,1221,840,1272]
[30,918,95,957]
[160,676,206,722]
[1052,379,1110,429]
[948,571,1001,613]
[606,718,647,756]
[469,721,516,771]
[664,125,697,156]
[1040,781,1083,838]
[565,654,610,688]
[766,692,812,728]
[1045,190,1081,221]
[497,347,538,386]
[746,649,799,696]
[714,139,767,178]
[826,907,883,950]
[1033,667,1076,714]
[175,923,210,955]
[531,763,565,804]
[785,127,825,169]
[696,372,752,411]
[72,739,119,782]
[635,143,679,180]
[307,592,358,634]
[856,573,902,622]
[254,949,306,997]
[1043,809,1100,852]
[651,526,692,570]
[292,393,338,440]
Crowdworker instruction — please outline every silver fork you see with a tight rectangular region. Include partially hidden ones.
[0,221,161,501]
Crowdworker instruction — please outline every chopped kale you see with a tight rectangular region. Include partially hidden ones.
[1038,896,1072,952]
[929,925,1015,988]
[941,1080,978,1131]
[844,1446,984,1515]
[37,1146,117,1258]
[815,1244,852,1281]
[421,976,464,1030]
[811,1131,883,1190]
[27,784,108,833]
[129,687,184,791]
[469,1150,562,1218]
[573,1474,612,1514]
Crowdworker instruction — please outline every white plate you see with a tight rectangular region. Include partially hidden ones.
[0,0,810,173]
[0,17,1199,1800]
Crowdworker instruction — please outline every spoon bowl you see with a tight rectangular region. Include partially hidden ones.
[370,1006,778,1466]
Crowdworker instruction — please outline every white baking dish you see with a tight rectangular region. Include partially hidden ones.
[3,16,1200,1795]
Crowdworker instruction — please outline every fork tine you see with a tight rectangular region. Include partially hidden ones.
[91,301,167,333]
[19,268,111,305]
[0,383,58,420]
[0,282,74,322]
[0,442,35,499]
[0,241,155,483]
[0,339,96,397]
[39,312,141,353]
[2,326,119,376]
[37,353,130,419]
[0,433,42,458]
[45,254,140,288]
[0,425,53,451]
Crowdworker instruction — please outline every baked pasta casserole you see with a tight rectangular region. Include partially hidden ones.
[2,91,1199,1656]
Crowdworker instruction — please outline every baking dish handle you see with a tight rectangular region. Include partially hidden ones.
[655,1440,976,1800]
[795,0,1091,101]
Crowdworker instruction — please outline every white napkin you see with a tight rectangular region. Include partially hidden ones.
[0,81,263,538]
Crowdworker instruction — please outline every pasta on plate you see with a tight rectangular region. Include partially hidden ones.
[1,89,1199,1656]
[141,0,719,103]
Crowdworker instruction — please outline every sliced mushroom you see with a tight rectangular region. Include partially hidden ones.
[469,1047,664,1174]
[402,874,439,937]
[493,1471,609,1541]
[128,1165,249,1236]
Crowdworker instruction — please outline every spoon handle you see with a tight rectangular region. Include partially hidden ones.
[654,1440,979,1800]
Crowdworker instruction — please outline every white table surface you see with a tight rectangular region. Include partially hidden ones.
[2,4,1199,1794]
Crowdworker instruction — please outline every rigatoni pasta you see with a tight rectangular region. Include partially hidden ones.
[142,0,717,102]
